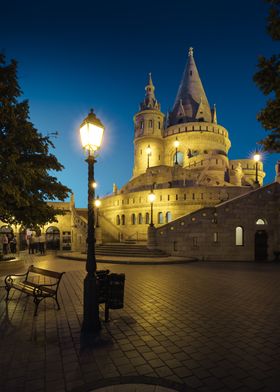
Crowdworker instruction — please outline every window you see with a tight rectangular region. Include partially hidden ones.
[131,214,136,225]
[213,232,218,242]
[160,195,162,201]
[116,215,120,225]
[121,215,125,225]
[167,195,170,201]
[138,213,143,224]
[176,194,178,200]
[256,218,266,225]
[192,193,195,200]
[149,120,153,128]
[145,212,149,224]
[158,121,161,129]
[173,151,184,166]
[184,194,186,200]
[173,241,178,251]
[235,226,244,246]
[192,237,198,247]
[158,212,163,224]
[166,211,172,223]
[140,121,144,129]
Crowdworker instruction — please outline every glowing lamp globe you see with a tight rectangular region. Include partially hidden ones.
[80,109,104,153]
[174,140,179,148]
[146,146,152,155]
[95,198,101,208]
[254,153,261,162]
[148,192,156,203]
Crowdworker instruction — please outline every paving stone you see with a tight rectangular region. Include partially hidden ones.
[1,254,280,392]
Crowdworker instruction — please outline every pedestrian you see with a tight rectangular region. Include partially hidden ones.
[10,237,17,253]
[29,234,35,254]
[2,234,9,255]
[39,234,46,255]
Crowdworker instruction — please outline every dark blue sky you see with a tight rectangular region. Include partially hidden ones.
[1,0,279,207]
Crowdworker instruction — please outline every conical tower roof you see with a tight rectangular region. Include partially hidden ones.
[170,48,212,124]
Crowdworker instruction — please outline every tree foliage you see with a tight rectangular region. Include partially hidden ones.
[0,53,71,228]
[254,0,280,151]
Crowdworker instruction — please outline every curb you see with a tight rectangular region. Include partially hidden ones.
[57,254,196,265]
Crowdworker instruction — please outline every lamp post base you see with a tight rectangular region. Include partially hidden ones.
[147,225,157,249]
[81,273,101,335]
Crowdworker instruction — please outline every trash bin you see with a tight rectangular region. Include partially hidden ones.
[108,273,125,309]
[96,269,110,304]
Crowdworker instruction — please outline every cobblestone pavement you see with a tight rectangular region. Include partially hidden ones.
[0,253,280,391]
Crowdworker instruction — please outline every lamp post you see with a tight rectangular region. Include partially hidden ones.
[146,145,152,169]
[148,189,156,226]
[174,138,179,165]
[79,109,104,335]
[95,196,101,228]
[253,151,261,185]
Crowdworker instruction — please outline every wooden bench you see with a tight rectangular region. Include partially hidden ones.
[5,265,65,316]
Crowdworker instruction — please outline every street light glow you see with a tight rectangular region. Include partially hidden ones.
[254,152,261,162]
[80,109,104,153]
[148,191,156,203]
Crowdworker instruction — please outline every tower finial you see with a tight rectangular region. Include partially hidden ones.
[188,47,194,57]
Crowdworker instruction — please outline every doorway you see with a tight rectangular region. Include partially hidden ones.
[255,230,268,261]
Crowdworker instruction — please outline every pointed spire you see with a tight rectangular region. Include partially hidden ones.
[170,47,212,125]
[140,73,161,111]
[211,104,217,124]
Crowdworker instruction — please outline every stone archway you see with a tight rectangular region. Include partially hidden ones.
[46,226,60,250]
[255,230,268,261]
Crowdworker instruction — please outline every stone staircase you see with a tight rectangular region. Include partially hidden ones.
[95,243,169,258]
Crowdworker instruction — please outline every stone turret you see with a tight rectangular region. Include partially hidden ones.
[133,73,165,178]
[169,47,213,125]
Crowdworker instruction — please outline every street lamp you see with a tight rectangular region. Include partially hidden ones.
[79,108,104,335]
[253,151,261,185]
[148,189,156,226]
[94,196,101,228]
[146,145,152,169]
[174,138,179,165]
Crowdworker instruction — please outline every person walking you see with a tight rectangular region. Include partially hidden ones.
[39,233,46,255]
[29,234,35,254]
[10,236,17,253]
[2,234,9,255]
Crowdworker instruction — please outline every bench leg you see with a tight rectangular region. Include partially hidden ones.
[33,297,41,316]
[105,302,110,322]
[55,295,61,310]
[5,287,10,302]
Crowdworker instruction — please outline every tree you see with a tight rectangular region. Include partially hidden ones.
[253,0,280,151]
[0,53,71,228]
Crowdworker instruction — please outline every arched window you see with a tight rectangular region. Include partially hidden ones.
[138,213,143,224]
[235,226,244,246]
[121,215,125,225]
[166,211,172,223]
[173,151,184,166]
[116,215,120,225]
[131,214,136,225]
[256,218,267,225]
[145,212,149,224]
[158,212,163,224]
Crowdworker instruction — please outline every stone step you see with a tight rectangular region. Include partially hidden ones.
[95,244,168,258]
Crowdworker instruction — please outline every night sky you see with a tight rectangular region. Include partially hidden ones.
[1,0,279,207]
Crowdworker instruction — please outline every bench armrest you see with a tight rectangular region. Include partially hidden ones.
[5,272,28,286]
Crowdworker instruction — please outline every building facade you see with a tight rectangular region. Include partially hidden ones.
[2,48,275,261]
[98,48,265,245]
